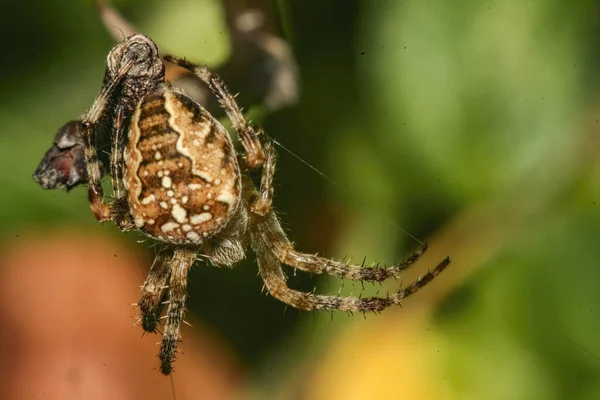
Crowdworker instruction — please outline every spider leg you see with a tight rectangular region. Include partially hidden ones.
[163,57,266,165]
[250,210,450,312]
[109,104,127,201]
[164,55,278,215]
[81,59,133,223]
[138,246,174,333]
[274,241,429,281]
[254,204,438,281]
[109,104,136,230]
[250,140,276,216]
[159,247,196,375]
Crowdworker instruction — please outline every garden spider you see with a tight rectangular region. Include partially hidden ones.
[60,34,450,374]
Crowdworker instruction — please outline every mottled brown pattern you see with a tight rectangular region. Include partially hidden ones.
[124,89,240,244]
[137,134,179,164]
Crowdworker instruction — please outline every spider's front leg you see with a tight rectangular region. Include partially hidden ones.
[109,103,137,230]
[81,62,135,228]
[164,55,276,215]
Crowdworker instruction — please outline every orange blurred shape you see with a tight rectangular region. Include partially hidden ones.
[0,229,242,400]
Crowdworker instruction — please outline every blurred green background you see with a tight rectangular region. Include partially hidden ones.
[2,0,600,399]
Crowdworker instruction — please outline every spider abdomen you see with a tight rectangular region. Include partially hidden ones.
[124,88,241,243]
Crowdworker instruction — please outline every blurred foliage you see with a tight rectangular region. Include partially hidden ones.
[2,0,600,399]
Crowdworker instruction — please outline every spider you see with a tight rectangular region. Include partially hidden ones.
[67,33,450,375]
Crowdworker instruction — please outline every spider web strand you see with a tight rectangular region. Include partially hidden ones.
[267,136,424,245]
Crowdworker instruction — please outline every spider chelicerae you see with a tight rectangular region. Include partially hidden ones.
[51,34,450,374]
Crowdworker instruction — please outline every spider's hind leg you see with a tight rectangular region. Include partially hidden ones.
[258,248,449,312]
[250,209,450,313]
[274,240,429,282]
[254,202,444,283]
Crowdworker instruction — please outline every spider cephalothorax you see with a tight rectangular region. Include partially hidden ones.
[48,34,450,374]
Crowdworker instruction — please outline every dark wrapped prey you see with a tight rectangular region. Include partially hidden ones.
[32,120,105,190]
